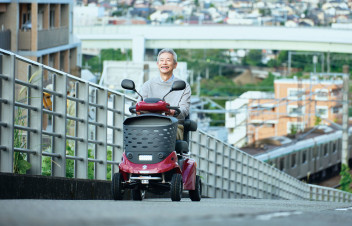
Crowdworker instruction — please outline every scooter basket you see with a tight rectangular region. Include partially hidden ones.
[123,114,178,164]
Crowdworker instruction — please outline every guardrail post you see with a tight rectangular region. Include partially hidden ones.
[27,64,43,175]
[240,153,245,198]
[209,137,216,197]
[95,88,108,180]
[220,142,225,198]
[52,73,67,177]
[0,53,15,173]
[111,94,125,175]
[227,145,232,198]
[234,148,238,199]
[256,160,261,198]
[245,154,250,198]
[76,81,89,179]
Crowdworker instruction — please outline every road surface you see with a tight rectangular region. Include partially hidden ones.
[1,198,351,226]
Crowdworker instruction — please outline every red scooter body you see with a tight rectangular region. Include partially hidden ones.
[119,151,197,190]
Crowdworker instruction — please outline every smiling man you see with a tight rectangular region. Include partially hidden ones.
[139,48,191,140]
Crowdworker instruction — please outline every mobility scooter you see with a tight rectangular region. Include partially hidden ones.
[111,79,201,201]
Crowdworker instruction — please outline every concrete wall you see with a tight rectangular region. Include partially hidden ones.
[0,173,112,200]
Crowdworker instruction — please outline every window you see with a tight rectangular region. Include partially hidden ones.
[316,106,328,119]
[288,88,305,100]
[332,106,341,114]
[287,105,305,117]
[324,144,329,156]
[50,9,55,27]
[302,150,307,164]
[332,142,337,153]
[287,122,305,134]
[291,153,296,168]
[279,158,285,171]
[315,89,329,101]
[320,144,324,157]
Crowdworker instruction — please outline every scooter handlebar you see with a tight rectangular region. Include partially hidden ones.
[129,106,137,114]
[167,106,181,117]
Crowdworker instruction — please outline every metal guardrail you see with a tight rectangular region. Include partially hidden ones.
[0,48,351,202]
[190,131,352,202]
[0,49,132,179]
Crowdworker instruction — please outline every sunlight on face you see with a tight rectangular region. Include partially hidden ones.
[157,52,177,75]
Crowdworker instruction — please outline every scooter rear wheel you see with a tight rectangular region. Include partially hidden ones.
[170,174,183,201]
[189,175,202,201]
[112,173,124,200]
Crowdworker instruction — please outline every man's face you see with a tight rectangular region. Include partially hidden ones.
[157,52,177,75]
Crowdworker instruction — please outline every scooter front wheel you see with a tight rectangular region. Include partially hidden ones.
[112,173,124,200]
[189,175,202,201]
[132,189,145,201]
[170,174,183,201]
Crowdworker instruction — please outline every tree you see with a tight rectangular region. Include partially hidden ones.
[242,50,264,66]
[175,49,232,79]
[83,49,132,74]
[339,164,352,193]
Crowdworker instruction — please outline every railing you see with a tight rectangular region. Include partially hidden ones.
[0,48,130,179]
[190,131,352,202]
[0,48,351,202]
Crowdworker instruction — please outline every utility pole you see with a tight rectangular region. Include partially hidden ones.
[197,72,201,97]
[288,51,291,76]
[342,65,349,166]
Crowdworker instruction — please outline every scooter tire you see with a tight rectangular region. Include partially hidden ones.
[189,175,202,201]
[112,173,124,200]
[132,189,145,201]
[170,174,183,201]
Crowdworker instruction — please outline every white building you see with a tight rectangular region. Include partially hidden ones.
[225,91,274,147]
[74,3,105,26]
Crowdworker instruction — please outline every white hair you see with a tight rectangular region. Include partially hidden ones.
[157,48,177,63]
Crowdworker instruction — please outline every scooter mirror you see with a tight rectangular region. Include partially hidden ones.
[171,80,186,91]
[121,79,135,91]
[162,80,186,100]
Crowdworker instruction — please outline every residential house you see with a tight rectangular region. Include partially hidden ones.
[0,0,81,77]
[226,76,343,147]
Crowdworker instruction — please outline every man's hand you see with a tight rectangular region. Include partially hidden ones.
[168,109,175,116]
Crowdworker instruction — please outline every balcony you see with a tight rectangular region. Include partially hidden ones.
[18,27,69,51]
[0,30,11,50]
[38,27,69,50]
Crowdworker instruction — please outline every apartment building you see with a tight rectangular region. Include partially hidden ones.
[226,76,343,147]
[0,0,81,76]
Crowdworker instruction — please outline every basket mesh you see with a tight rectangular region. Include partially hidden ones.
[123,115,178,154]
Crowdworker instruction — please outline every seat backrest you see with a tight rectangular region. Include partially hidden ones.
[183,118,197,143]
[184,119,197,132]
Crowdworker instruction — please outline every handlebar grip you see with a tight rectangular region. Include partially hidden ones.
[129,106,137,114]
[168,106,181,117]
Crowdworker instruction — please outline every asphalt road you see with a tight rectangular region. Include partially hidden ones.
[1,198,352,226]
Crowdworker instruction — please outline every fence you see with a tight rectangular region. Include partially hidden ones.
[0,48,351,202]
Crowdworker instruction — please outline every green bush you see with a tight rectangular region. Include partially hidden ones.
[41,142,112,180]
[339,164,352,193]
[14,108,31,174]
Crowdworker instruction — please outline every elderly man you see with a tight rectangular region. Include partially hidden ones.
[139,48,191,140]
